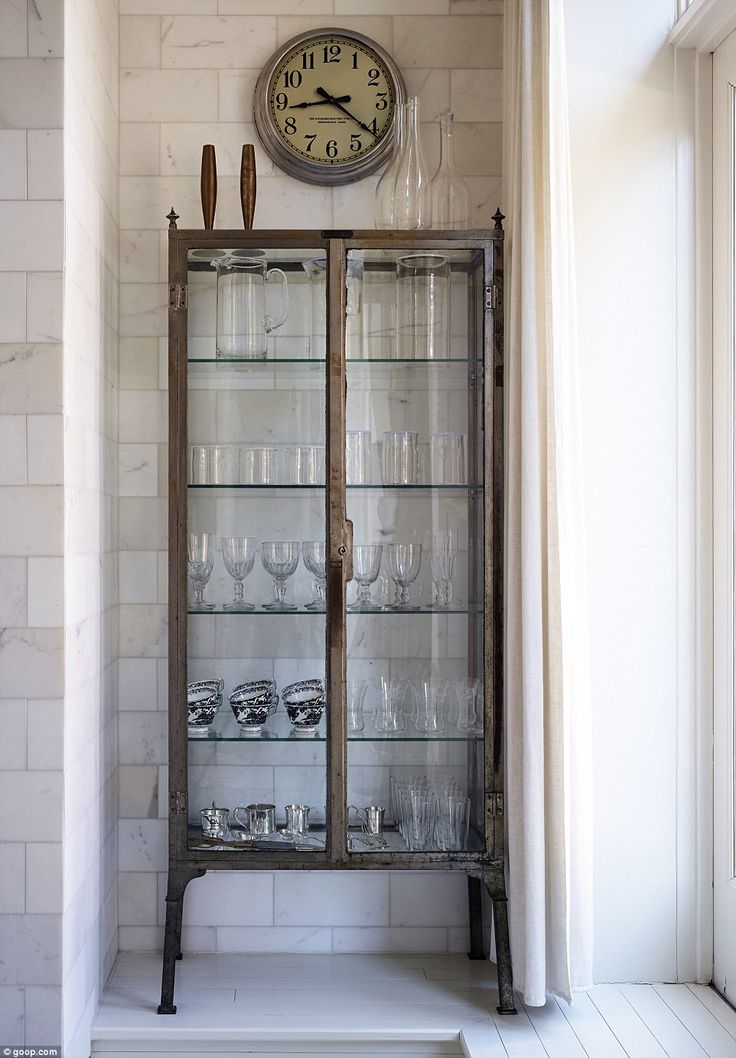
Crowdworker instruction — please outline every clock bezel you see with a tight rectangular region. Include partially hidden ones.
[254,27,407,187]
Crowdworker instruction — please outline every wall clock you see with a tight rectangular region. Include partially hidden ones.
[254,28,406,186]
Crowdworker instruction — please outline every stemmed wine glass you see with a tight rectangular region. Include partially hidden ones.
[302,540,326,611]
[430,529,458,608]
[387,542,422,610]
[349,544,383,611]
[221,536,257,611]
[187,532,215,611]
[261,540,300,611]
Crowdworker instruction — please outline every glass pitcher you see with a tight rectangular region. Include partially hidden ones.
[302,257,363,359]
[212,250,289,360]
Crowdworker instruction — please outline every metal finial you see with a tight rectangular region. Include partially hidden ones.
[492,207,505,229]
[167,206,179,229]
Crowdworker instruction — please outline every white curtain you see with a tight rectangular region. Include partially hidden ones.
[503,0,594,1005]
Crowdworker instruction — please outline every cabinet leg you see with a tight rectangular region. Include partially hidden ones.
[482,869,517,1015]
[158,867,205,1014]
[467,875,485,959]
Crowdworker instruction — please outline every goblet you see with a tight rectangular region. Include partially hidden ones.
[430,529,458,608]
[302,540,326,611]
[349,544,383,611]
[221,536,257,611]
[387,542,422,610]
[261,540,300,611]
[187,532,215,611]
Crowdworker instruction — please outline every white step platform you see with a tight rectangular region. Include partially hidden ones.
[92,953,736,1058]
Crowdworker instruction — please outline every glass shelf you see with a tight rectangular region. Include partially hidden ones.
[189,710,482,743]
[187,357,480,365]
[188,484,325,490]
[188,484,479,491]
[188,605,482,616]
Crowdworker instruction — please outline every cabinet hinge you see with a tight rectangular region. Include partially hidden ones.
[170,283,187,310]
[485,284,498,310]
[170,790,187,815]
[489,792,504,816]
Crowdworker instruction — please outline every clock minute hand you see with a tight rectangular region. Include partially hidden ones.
[315,85,378,138]
[289,94,351,109]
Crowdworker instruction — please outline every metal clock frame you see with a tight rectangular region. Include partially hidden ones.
[253,27,407,186]
[159,212,515,1019]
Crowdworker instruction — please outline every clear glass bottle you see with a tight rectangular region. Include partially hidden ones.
[374,104,403,229]
[430,111,470,229]
[391,97,431,230]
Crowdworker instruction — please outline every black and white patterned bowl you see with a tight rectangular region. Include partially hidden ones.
[230,679,276,709]
[285,701,325,734]
[282,679,325,707]
[187,680,222,732]
[230,696,278,734]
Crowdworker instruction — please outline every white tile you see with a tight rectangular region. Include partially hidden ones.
[120,230,161,283]
[0,842,25,912]
[0,343,62,414]
[158,764,168,816]
[393,15,502,69]
[26,129,62,199]
[26,272,62,341]
[25,842,62,913]
[0,986,24,1045]
[450,68,502,122]
[118,820,167,871]
[0,273,25,342]
[337,0,448,10]
[218,69,259,122]
[0,58,62,127]
[119,392,167,442]
[120,123,162,176]
[217,925,332,953]
[119,765,159,818]
[27,0,63,56]
[118,925,164,950]
[119,657,158,711]
[119,712,166,766]
[183,871,273,927]
[0,700,25,770]
[23,985,62,1046]
[160,15,276,70]
[0,201,62,270]
[390,873,468,927]
[0,486,62,554]
[120,281,168,337]
[121,0,216,11]
[276,15,392,52]
[119,871,158,926]
[26,557,63,626]
[119,550,159,605]
[0,558,26,627]
[26,414,63,484]
[26,699,62,769]
[451,0,503,10]
[120,337,161,388]
[404,69,451,122]
[121,69,218,122]
[332,927,449,953]
[0,627,62,696]
[0,915,61,985]
[0,415,26,484]
[119,443,159,497]
[221,0,330,10]
[161,122,273,177]
[119,497,167,550]
[0,0,27,57]
[0,129,26,197]
[274,872,389,928]
[120,15,161,68]
[0,772,62,841]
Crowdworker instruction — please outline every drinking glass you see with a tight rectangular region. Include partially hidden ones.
[387,542,422,610]
[430,433,466,484]
[190,445,213,484]
[430,529,459,607]
[212,445,235,484]
[401,790,435,851]
[375,676,407,733]
[302,540,326,611]
[349,544,383,611]
[284,444,325,485]
[187,532,215,611]
[381,431,419,485]
[212,251,289,360]
[261,541,300,611]
[435,795,470,851]
[414,679,447,733]
[396,254,450,360]
[346,430,371,485]
[457,678,481,733]
[221,536,257,611]
[240,446,279,485]
[347,677,368,733]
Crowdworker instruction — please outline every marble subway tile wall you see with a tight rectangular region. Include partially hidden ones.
[0,0,65,1045]
[118,0,501,954]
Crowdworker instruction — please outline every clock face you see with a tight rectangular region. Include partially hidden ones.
[255,29,406,186]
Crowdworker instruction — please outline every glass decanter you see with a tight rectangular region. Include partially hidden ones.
[430,111,470,229]
[374,104,403,229]
[391,97,431,230]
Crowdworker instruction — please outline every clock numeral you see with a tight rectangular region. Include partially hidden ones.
[282,70,302,88]
[367,116,378,135]
[351,50,359,69]
[304,134,317,153]
[326,139,339,158]
[368,68,380,86]
[350,133,362,153]
[321,44,341,63]
[284,116,297,134]
[275,92,288,111]
[301,50,315,70]
[375,92,388,111]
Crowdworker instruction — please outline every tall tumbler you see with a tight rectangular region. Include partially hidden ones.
[396,254,450,360]
[381,430,419,485]
[347,430,371,485]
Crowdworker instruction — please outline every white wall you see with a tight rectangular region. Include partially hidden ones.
[565,0,686,982]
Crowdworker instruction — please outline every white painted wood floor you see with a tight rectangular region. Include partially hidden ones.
[93,953,736,1058]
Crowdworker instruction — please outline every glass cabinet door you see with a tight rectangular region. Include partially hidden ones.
[344,245,486,856]
[184,244,329,853]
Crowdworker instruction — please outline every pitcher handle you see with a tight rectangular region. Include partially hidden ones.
[233,806,249,831]
[264,267,289,333]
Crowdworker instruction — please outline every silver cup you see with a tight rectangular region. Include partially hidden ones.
[283,803,313,838]
[200,803,229,837]
[234,803,277,836]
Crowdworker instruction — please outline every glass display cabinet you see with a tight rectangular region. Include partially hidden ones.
[159,209,514,1016]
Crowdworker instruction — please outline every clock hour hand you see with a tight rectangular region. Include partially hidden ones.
[289,94,351,109]
[315,85,378,138]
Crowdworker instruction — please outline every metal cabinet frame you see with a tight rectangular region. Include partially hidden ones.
[159,210,514,1016]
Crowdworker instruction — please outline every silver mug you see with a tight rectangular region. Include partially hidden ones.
[349,804,385,838]
[200,802,229,837]
[234,803,277,836]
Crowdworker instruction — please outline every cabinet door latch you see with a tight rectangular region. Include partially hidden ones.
[170,791,187,815]
[170,283,187,310]
[485,284,498,310]
[489,792,504,816]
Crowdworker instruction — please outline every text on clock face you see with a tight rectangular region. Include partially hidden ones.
[268,40,395,165]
